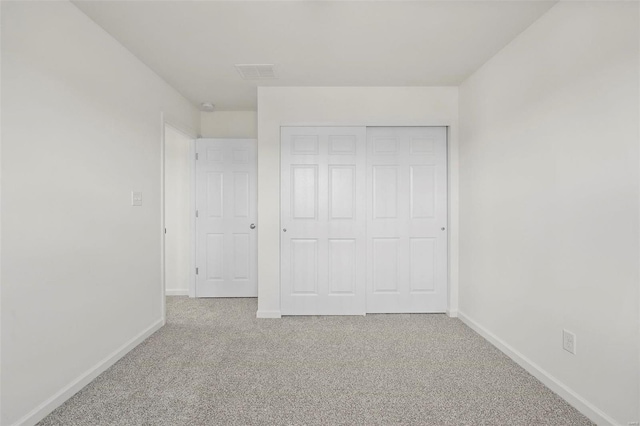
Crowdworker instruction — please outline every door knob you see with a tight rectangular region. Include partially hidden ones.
[441,227,446,231]
[283,228,287,232]
[250,223,256,229]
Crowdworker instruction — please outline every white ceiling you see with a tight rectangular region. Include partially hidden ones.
[73,1,556,111]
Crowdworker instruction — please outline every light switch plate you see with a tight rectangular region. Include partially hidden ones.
[131,191,143,207]
[562,329,576,355]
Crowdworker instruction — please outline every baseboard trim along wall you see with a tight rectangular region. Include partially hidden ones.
[11,319,164,426]
[457,312,621,426]
[165,289,189,296]
[256,310,282,319]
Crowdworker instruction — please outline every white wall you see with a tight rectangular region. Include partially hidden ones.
[164,125,193,296]
[458,2,639,425]
[200,111,257,138]
[256,87,459,317]
[1,2,200,425]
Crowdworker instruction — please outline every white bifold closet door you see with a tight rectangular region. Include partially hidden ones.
[281,127,367,315]
[195,139,257,297]
[366,127,448,313]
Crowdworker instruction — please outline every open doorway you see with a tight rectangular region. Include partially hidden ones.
[163,123,194,297]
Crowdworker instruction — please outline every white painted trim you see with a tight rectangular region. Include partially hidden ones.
[160,115,167,325]
[257,310,282,319]
[0,1,4,411]
[446,309,458,318]
[10,319,163,426]
[189,139,197,298]
[163,115,199,141]
[457,311,620,426]
[166,289,189,296]
[162,117,198,302]
[446,125,459,315]
[280,120,455,128]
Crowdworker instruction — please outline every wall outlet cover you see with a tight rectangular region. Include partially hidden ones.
[562,329,576,355]
[131,191,143,207]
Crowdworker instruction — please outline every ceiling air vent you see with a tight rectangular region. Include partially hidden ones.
[235,64,277,80]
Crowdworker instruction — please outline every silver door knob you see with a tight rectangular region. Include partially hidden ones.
[283,228,287,232]
[250,223,256,229]
[441,227,446,231]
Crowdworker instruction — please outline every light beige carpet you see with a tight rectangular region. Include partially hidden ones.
[39,296,592,425]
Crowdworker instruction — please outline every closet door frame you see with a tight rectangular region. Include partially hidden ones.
[279,122,457,317]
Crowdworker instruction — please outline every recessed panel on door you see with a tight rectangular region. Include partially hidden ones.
[291,135,319,155]
[233,172,249,217]
[291,239,319,295]
[207,149,223,163]
[233,233,250,279]
[233,149,249,164]
[410,137,434,154]
[373,166,399,219]
[207,172,223,218]
[328,239,356,295]
[329,166,355,220]
[410,238,436,292]
[329,135,357,155]
[206,234,224,280]
[410,165,436,218]
[292,166,318,220]
[374,138,398,154]
[373,238,399,293]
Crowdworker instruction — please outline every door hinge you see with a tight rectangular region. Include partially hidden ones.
[164,228,167,234]
[195,210,199,218]
[195,267,199,275]
[195,153,199,160]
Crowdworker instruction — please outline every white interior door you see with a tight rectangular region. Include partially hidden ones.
[366,127,448,313]
[281,127,366,315]
[195,138,257,297]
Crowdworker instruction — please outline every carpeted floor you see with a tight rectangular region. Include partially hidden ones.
[39,297,592,425]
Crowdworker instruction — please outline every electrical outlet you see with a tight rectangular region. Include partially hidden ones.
[131,191,143,207]
[562,329,576,355]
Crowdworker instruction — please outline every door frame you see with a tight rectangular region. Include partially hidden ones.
[161,113,197,323]
[278,121,458,317]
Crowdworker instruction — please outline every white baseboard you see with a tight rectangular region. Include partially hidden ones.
[256,310,282,319]
[11,319,164,426]
[165,289,189,296]
[446,309,458,318]
[457,311,620,426]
